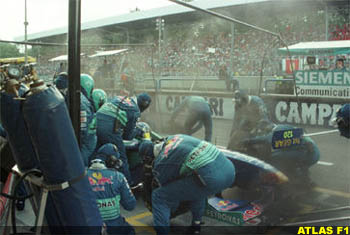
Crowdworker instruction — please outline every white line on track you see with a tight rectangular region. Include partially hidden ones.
[317,161,334,166]
[304,129,339,137]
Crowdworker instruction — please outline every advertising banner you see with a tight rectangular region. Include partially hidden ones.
[263,96,345,127]
[158,94,235,119]
[294,71,350,99]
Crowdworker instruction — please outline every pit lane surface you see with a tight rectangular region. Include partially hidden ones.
[120,123,350,234]
[10,123,350,234]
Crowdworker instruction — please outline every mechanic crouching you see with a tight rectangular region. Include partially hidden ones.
[87,143,136,235]
[138,134,235,235]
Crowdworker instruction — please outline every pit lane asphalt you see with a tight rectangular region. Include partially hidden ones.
[9,122,350,234]
[120,123,350,234]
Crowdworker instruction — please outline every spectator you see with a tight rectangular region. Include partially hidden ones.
[334,58,347,71]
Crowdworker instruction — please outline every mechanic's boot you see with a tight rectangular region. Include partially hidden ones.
[187,221,201,234]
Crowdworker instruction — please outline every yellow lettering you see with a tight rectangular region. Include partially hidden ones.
[275,140,282,148]
[319,227,326,234]
[298,227,306,235]
[305,227,311,234]
[283,130,294,138]
[337,227,344,234]
[337,227,349,234]
[326,227,333,234]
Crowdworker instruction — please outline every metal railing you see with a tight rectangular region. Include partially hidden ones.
[263,78,295,95]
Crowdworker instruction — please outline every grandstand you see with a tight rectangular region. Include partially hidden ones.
[13,0,350,88]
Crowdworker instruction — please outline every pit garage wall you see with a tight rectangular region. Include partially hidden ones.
[106,89,348,130]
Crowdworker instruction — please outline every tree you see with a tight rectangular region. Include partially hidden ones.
[0,43,22,58]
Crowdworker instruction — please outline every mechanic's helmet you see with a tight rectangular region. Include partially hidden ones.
[80,74,94,99]
[94,143,122,169]
[138,140,154,159]
[335,104,350,139]
[54,72,68,90]
[137,93,152,112]
[136,122,151,133]
[233,89,248,108]
[90,158,106,168]
[92,89,107,111]
[136,122,151,140]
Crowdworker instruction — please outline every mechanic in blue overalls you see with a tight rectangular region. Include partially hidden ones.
[170,96,213,142]
[227,89,273,150]
[88,143,136,235]
[96,93,151,185]
[229,89,320,181]
[54,73,97,166]
[138,134,235,235]
[333,103,350,139]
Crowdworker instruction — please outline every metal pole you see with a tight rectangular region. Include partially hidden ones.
[167,0,279,37]
[24,0,28,64]
[0,39,153,47]
[158,19,161,65]
[230,23,235,72]
[126,29,130,44]
[68,0,81,144]
[325,4,329,40]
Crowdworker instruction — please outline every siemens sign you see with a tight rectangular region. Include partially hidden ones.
[295,71,350,86]
[294,71,350,99]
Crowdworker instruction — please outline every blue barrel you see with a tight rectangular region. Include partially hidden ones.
[23,86,102,232]
[0,92,40,171]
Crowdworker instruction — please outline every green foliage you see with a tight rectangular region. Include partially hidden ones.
[0,43,22,58]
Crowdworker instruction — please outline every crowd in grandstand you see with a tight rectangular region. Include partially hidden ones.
[35,14,348,81]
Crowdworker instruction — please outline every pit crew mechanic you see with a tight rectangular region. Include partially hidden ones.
[138,134,235,235]
[54,73,97,166]
[87,143,136,235]
[333,103,350,139]
[92,88,108,111]
[227,89,273,150]
[170,96,213,142]
[96,93,152,185]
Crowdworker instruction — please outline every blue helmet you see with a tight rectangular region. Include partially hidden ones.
[335,104,350,139]
[137,93,152,112]
[233,89,248,108]
[92,143,122,168]
[54,72,68,90]
[138,140,154,159]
